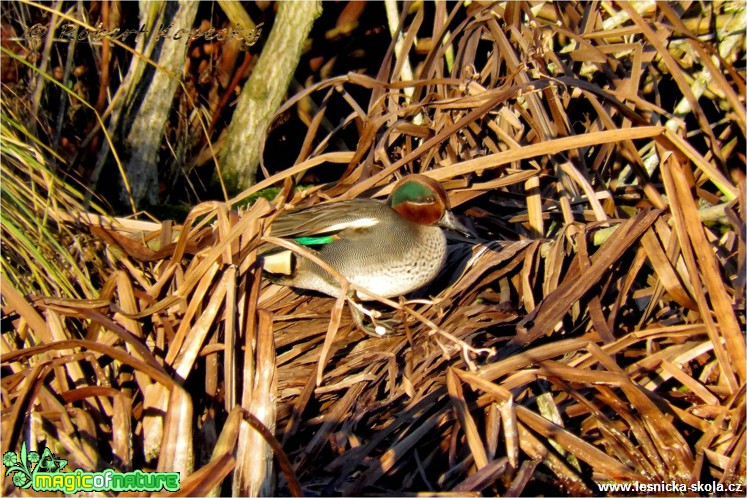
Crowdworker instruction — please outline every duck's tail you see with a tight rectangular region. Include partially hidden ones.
[261,248,295,277]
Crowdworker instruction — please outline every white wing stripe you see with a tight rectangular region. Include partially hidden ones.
[323,217,379,232]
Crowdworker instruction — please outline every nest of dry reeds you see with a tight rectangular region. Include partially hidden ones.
[2,1,745,496]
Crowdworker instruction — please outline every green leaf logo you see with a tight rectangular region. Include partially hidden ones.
[3,442,34,489]
[3,442,67,489]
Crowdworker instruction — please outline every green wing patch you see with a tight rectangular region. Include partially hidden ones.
[294,235,336,246]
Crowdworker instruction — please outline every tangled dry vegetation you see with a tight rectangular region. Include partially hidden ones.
[2,1,746,496]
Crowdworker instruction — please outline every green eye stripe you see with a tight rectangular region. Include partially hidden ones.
[391,181,434,206]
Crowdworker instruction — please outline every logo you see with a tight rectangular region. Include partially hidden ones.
[4,442,180,493]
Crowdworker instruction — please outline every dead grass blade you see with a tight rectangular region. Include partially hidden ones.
[455,368,641,482]
[661,154,745,391]
[158,386,194,475]
[446,368,489,469]
[235,310,278,496]
[515,210,661,344]
[171,453,235,497]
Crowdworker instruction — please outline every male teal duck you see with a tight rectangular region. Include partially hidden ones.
[262,174,472,335]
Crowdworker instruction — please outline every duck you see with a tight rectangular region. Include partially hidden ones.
[261,174,472,335]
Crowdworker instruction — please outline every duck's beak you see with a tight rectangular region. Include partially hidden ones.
[439,210,474,238]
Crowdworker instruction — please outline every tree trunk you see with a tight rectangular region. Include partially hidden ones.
[120,1,198,207]
[219,1,322,193]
